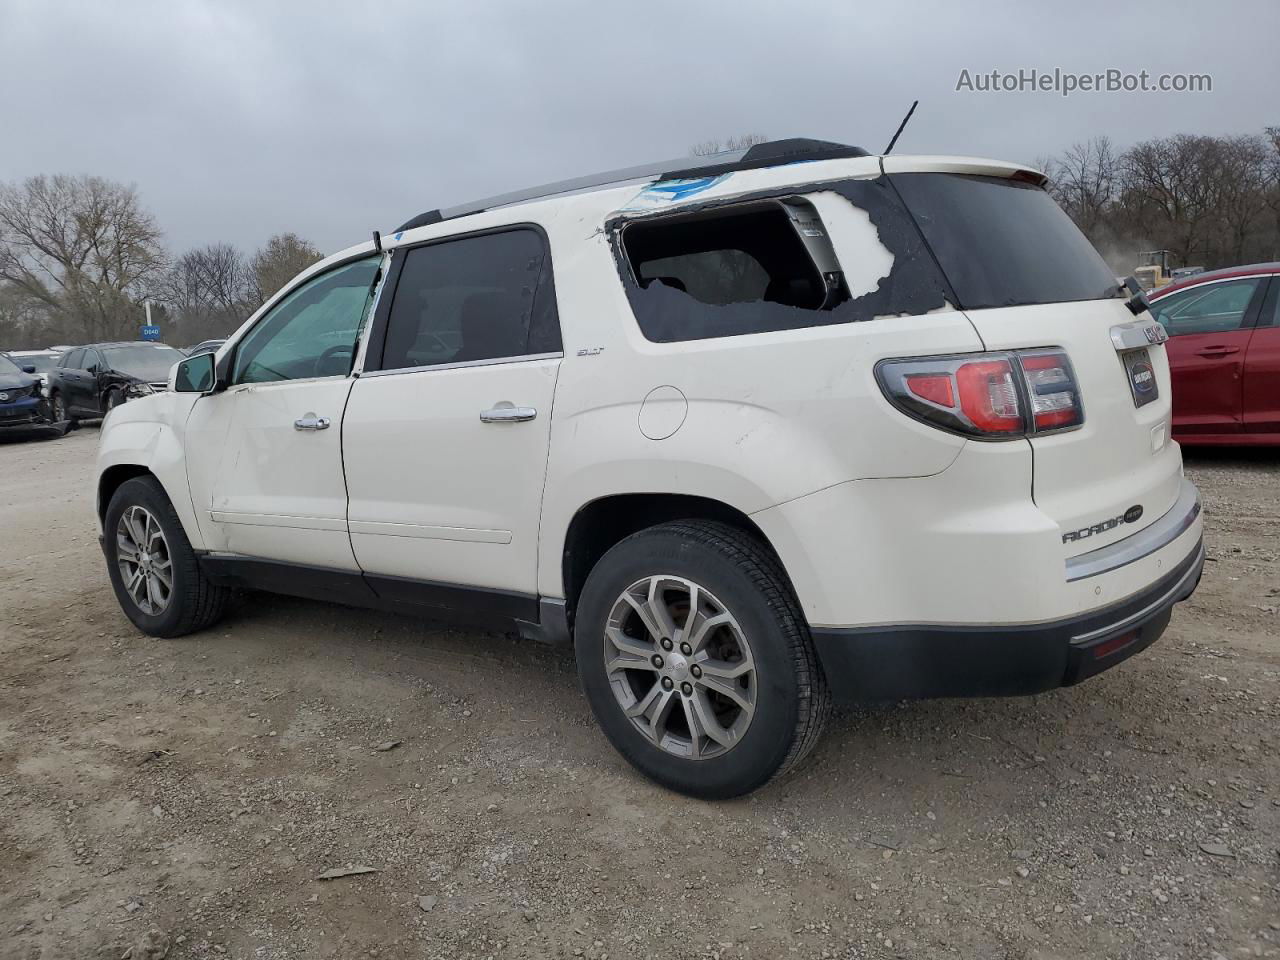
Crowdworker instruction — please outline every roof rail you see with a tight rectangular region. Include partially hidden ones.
[396,137,869,232]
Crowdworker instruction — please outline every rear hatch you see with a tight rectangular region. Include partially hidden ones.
[889,168,1182,556]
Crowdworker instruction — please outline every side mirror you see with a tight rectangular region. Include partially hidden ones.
[173,352,216,394]
[20,364,35,374]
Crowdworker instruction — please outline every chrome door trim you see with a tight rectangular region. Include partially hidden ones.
[358,352,562,378]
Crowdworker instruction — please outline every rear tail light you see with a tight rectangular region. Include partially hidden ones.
[877,348,1083,440]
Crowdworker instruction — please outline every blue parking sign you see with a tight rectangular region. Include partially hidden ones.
[141,325,161,341]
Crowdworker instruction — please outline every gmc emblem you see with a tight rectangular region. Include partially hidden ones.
[1143,324,1168,345]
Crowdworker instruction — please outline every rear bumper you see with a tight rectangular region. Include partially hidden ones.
[810,537,1204,701]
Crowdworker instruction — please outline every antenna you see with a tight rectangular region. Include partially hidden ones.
[883,100,919,155]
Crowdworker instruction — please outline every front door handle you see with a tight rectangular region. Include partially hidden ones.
[294,415,331,431]
[1195,345,1240,357]
[480,403,537,423]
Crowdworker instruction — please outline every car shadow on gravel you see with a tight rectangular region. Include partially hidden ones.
[0,425,72,444]
[1182,446,1280,467]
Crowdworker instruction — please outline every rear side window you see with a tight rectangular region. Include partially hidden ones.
[616,180,953,343]
[889,173,1120,310]
[62,348,84,369]
[625,200,843,311]
[379,228,559,371]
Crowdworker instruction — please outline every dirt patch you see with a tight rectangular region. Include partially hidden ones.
[1,429,1277,959]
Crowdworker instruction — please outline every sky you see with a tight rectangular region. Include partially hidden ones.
[2,0,1276,257]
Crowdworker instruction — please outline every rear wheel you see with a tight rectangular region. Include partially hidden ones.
[575,520,830,798]
[104,476,229,637]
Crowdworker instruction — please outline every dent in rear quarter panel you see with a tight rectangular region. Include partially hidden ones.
[96,395,205,549]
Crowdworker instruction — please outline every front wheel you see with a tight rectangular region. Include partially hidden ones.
[51,391,77,428]
[575,520,830,798]
[104,388,123,412]
[104,476,229,637]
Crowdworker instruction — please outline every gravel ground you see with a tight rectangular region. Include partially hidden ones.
[1,427,1277,960]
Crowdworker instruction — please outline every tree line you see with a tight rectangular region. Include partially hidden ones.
[1039,127,1280,275]
[5,126,1276,350]
[0,174,323,349]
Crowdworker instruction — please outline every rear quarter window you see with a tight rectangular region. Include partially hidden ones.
[615,179,952,343]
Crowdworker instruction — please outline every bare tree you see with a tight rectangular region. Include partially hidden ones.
[690,133,769,157]
[0,174,164,342]
[161,242,254,343]
[250,233,323,305]
[1118,134,1225,266]
[1044,137,1117,240]
[1212,134,1274,263]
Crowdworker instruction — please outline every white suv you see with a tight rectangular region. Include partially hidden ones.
[96,138,1204,798]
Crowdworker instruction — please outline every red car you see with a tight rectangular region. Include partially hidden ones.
[1148,262,1280,444]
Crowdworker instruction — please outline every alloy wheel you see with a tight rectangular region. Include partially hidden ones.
[116,505,173,616]
[603,575,756,760]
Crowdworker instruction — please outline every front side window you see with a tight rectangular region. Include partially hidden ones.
[232,257,381,385]
[378,228,558,371]
[1152,278,1260,336]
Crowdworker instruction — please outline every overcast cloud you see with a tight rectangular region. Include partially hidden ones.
[2,0,1276,256]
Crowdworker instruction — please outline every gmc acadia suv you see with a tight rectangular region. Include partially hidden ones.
[95,139,1204,798]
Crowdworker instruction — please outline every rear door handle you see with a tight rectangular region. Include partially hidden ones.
[480,403,537,423]
[1196,345,1240,357]
[294,415,331,431]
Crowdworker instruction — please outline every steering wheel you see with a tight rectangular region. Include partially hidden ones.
[314,344,353,378]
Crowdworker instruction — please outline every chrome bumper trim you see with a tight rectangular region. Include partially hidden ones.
[1065,478,1201,582]
[1071,541,1204,644]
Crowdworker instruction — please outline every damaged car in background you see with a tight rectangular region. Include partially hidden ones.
[48,341,186,425]
[0,351,66,434]
[94,138,1202,798]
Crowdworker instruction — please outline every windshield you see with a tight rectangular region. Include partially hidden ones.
[889,173,1120,310]
[102,344,185,380]
[13,352,58,372]
[0,354,21,375]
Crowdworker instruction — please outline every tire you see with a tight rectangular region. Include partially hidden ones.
[104,476,229,638]
[104,388,122,412]
[575,520,830,799]
[51,391,77,428]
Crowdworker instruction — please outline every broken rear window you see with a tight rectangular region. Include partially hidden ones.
[616,179,953,343]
